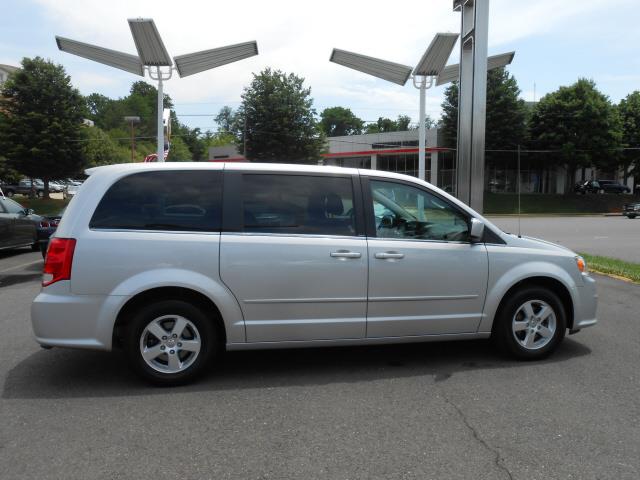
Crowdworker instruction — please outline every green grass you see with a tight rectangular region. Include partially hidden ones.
[16,197,69,216]
[580,253,640,283]
[485,193,631,215]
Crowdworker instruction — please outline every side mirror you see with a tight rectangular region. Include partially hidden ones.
[22,208,34,216]
[470,218,484,243]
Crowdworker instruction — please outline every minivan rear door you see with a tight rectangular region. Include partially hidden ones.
[220,171,368,343]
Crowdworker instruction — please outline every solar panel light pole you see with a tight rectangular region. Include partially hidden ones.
[56,18,258,162]
[330,36,514,194]
[330,33,459,184]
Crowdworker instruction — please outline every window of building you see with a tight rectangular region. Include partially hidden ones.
[90,170,222,231]
[372,141,401,149]
[329,156,371,169]
[378,153,420,178]
[239,174,356,236]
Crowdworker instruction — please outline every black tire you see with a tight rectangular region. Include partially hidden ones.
[491,286,566,360]
[124,299,220,386]
[31,242,40,252]
[627,214,636,219]
[5,189,15,197]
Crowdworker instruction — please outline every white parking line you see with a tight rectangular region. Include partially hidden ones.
[0,259,42,274]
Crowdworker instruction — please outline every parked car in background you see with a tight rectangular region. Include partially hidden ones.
[623,201,640,219]
[63,183,80,199]
[31,163,598,386]
[0,179,44,197]
[48,181,65,193]
[575,179,631,194]
[0,196,41,251]
[38,208,65,256]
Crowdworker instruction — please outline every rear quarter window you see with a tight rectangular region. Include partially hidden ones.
[89,170,222,232]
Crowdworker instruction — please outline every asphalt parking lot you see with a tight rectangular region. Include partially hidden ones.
[489,215,640,263]
[1,227,639,479]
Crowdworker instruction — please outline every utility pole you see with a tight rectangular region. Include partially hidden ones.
[124,116,140,162]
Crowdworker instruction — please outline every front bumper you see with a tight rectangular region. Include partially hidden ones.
[31,282,127,350]
[572,274,598,332]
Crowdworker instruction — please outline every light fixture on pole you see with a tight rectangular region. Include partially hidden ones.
[124,116,140,162]
[331,33,458,183]
[330,37,514,185]
[435,51,515,86]
[57,19,258,163]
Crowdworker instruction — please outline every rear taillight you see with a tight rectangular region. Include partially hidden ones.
[43,238,76,287]
[39,220,50,228]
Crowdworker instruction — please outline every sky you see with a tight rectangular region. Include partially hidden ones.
[1,0,639,132]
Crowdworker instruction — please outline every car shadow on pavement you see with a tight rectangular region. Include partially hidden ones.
[0,248,36,261]
[2,338,591,399]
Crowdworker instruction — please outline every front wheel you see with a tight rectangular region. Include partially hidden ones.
[124,300,219,386]
[627,214,637,219]
[492,287,566,360]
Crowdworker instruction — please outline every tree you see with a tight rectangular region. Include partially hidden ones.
[235,68,324,163]
[85,82,211,161]
[440,67,528,150]
[618,91,640,185]
[85,93,112,120]
[364,115,416,133]
[166,136,192,161]
[529,78,622,192]
[81,126,129,167]
[214,106,239,136]
[396,115,412,131]
[319,107,364,136]
[0,57,86,197]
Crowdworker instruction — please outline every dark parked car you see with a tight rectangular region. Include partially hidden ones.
[38,208,65,257]
[623,201,640,219]
[0,179,45,198]
[575,180,631,194]
[0,196,44,251]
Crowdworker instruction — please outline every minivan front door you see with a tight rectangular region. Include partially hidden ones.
[364,178,488,337]
[220,172,368,343]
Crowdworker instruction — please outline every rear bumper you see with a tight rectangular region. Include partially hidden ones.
[31,283,127,350]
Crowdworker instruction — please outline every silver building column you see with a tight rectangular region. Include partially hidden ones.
[454,0,489,212]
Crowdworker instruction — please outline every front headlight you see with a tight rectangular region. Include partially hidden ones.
[575,256,588,275]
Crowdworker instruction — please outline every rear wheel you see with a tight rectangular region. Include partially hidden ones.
[627,214,637,219]
[124,300,219,386]
[492,287,566,360]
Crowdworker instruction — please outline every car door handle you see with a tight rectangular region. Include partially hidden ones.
[330,251,362,259]
[375,252,405,259]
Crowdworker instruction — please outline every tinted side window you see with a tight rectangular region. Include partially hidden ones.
[240,174,356,236]
[370,180,469,242]
[1,198,25,214]
[90,170,222,232]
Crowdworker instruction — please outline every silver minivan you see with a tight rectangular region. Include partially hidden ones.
[32,163,597,385]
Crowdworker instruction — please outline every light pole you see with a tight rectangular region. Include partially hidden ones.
[331,34,513,201]
[56,18,258,162]
[331,34,458,183]
[124,116,140,162]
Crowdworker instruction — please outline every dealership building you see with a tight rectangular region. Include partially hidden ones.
[210,129,632,195]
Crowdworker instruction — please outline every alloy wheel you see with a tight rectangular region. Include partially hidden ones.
[139,315,202,374]
[511,299,557,350]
